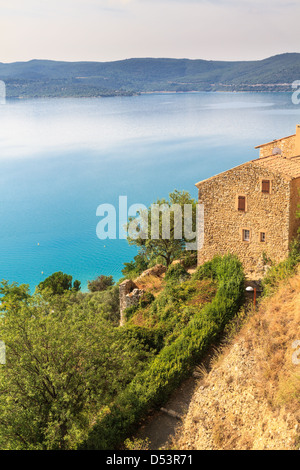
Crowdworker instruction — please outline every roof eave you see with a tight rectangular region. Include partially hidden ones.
[255,133,296,149]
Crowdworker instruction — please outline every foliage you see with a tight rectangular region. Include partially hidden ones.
[164,263,190,284]
[192,256,222,281]
[124,292,155,322]
[127,190,197,268]
[119,325,164,354]
[122,254,149,280]
[139,292,155,308]
[124,437,150,450]
[0,290,155,450]
[80,254,245,449]
[87,275,115,293]
[180,251,197,269]
[0,280,31,308]
[37,271,81,296]
[262,237,300,296]
[84,286,120,325]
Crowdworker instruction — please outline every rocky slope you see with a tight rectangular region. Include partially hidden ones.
[172,271,300,450]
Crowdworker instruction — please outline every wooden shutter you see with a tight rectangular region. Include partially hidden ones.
[260,232,266,242]
[262,180,270,193]
[238,196,246,211]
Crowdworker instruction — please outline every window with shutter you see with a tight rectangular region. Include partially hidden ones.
[260,232,266,242]
[262,180,270,193]
[238,196,246,211]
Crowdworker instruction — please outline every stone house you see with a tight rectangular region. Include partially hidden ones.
[196,126,300,279]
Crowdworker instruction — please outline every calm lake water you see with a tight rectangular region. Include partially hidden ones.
[0,92,299,291]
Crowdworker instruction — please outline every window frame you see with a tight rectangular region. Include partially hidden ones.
[260,232,266,243]
[236,194,247,212]
[260,178,272,194]
[241,228,251,242]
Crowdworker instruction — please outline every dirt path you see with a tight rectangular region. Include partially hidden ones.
[133,376,199,450]
[131,282,264,450]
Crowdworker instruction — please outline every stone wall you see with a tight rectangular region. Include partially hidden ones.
[197,162,292,279]
[135,264,167,282]
[119,264,167,326]
[119,279,139,326]
[258,135,296,159]
[289,177,300,242]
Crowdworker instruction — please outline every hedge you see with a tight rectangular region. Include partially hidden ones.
[80,254,245,449]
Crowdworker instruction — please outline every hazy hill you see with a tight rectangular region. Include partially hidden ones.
[1,53,300,98]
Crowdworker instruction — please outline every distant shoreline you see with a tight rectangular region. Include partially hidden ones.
[6,89,293,101]
[1,54,298,99]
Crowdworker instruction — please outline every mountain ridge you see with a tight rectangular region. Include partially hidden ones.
[1,53,300,98]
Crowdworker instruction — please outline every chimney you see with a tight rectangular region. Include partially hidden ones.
[295,125,300,156]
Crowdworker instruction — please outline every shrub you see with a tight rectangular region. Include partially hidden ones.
[180,251,197,269]
[37,271,81,296]
[119,325,165,353]
[262,237,300,296]
[164,263,190,284]
[124,304,139,322]
[87,275,114,293]
[139,292,155,308]
[192,256,221,281]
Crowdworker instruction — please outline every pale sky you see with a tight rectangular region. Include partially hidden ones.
[1,0,300,63]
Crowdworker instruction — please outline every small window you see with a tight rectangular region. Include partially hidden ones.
[260,232,266,243]
[262,180,270,194]
[238,196,246,211]
[243,229,250,242]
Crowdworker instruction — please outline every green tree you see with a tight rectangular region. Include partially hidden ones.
[0,280,31,309]
[37,271,81,296]
[0,292,154,449]
[122,253,149,279]
[87,275,114,293]
[127,190,197,267]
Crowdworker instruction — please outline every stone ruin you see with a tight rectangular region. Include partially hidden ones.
[119,264,167,326]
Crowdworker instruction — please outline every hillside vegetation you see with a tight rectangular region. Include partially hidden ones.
[173,266,300,450]
[0,254,245,450]
[1,53,300,98]
[80,255,245,449]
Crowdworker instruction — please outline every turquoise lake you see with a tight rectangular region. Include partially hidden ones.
[0,92,299,291]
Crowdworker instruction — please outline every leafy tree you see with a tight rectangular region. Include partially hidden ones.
[122,253,149,279]
[85,285,120,325]
[87,275,114,293]
[127,190,197,267]
[0,280,31,309]
[37,271,81,296]
[0,292,154,449]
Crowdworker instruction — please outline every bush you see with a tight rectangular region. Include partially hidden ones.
[37,271,81,296]
[192,256,221,281]
[262,237,300,296]
[124,305,139,322]
[139,292,155,308]
[122,254,149,280]
[80,254,245,450]
[87,275,115,293]
[119,325,165,353]
[180,251,197,269]
[164,263,190,284]
[86,285,120,325]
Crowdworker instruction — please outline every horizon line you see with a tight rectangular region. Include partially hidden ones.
[1,52,300,66]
